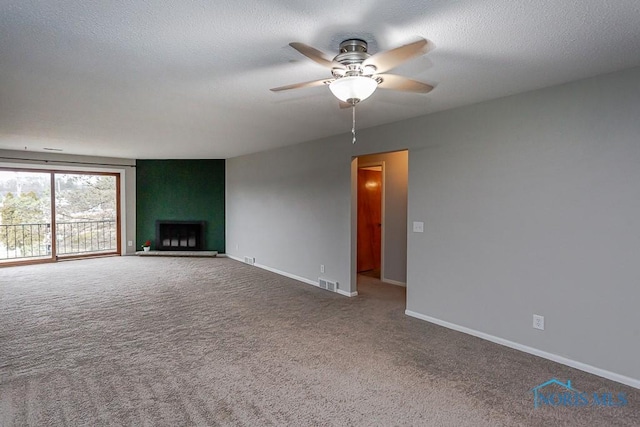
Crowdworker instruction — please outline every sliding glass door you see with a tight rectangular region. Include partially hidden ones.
[0,168,120,265]
[54,173,119,258]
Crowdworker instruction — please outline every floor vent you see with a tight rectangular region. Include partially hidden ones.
[244,256,255,265]
[318,278,338,292]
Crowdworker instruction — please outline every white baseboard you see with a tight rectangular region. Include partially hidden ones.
[382,278,406,287]
[226,255,357,297]
[254,262,318,287]
[405,310,640,390]
[337,289,358,297]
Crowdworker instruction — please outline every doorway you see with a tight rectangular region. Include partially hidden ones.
[353,150,409,294]
[0,168,121,265]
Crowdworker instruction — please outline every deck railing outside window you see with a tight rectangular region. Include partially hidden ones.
[0,220,117,260]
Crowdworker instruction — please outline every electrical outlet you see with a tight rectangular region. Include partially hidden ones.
[533,314,545,330]
[320,264,325,273]
[127,240,133,247]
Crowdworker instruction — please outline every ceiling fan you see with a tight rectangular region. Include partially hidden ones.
[270,38,434,106]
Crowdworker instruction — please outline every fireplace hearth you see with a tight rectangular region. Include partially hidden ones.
[156,220,205,251]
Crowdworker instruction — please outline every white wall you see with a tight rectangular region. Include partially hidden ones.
[0,150,137,254]
[357,151,408,285]
[226,67,640,383]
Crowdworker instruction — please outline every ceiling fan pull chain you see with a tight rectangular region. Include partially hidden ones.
[352,105,356,144]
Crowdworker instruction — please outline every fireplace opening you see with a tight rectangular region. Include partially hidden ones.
[156,220,205,251]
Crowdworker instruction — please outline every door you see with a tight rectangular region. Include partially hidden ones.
[357,167,382,274]
[54,173,120,259]
[0,170,53,264]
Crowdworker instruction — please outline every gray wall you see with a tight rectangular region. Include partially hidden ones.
[0,150,137,254]
[227,66,640,382]
[406,67,640,382]
[226,139,353,289]
[358,151,408,284]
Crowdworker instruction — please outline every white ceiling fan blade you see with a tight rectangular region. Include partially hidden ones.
[376,74,434,93]
[362,38,431,74]
[289,42,345,70]
[270,78,334,92]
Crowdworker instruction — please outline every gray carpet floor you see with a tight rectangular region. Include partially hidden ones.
[1,257,638,426]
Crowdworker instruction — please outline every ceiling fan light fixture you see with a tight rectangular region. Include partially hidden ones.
[329,76,378,104]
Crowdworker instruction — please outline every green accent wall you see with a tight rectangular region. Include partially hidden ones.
[136,159,225,252]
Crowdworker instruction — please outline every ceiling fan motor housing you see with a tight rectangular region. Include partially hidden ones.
[333,39,373,78]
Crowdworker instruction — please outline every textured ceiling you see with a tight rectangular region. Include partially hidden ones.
[1,0,639,159]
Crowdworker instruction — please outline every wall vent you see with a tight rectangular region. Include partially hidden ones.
[244,256,255,265]
[318,278,338,292]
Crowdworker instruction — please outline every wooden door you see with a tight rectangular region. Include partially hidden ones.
[357,168,382,274]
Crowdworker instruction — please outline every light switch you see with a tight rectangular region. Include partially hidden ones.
[413,221,424,233]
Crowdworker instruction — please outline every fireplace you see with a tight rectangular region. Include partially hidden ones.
[155,220,206,251]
